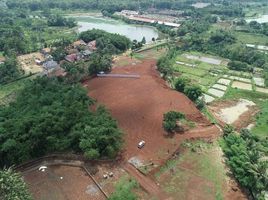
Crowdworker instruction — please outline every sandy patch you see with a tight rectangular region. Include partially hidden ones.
[232,81,252,91]
[217,79,231,86]
[208,88,225,98]
[212,84,227,91]
[17,52,44,74]
[217,99,255,124]
[203,94,215,103]
[253,77,265,87]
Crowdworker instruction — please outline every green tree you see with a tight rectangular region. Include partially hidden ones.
[141,36,146,44]
[0,168,32,200]
[0,78,123,167]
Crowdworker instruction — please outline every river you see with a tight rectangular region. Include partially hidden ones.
[246,14,268,23]
[72,15,159,42]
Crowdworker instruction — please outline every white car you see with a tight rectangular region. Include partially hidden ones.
[138,140,145,149]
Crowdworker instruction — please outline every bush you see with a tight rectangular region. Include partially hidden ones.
[195,98,205,110]
[184,85,202,101]
[174,77,190,92]
[108,177,138,200]
[228,61,252,72]
[163,111,185,132]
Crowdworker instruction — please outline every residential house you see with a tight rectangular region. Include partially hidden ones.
[82,50,93,57]
[72,40,87,49]
[87,40,97,51]
[65,54,78,63]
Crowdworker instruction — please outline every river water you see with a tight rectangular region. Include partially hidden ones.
[73,15,159,42]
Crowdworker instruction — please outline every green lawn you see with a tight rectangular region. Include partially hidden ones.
[174,64,207,77]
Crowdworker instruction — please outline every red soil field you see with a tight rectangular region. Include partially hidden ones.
[23,165,106,200]
[84,59,220,165]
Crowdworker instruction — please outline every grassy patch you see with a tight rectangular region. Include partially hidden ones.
[222,87,268,104]
[109,175,138,200]
[201,106,218,124]
[0,77,31,99]
[252,100,268,138]
[155,141,226,200]
[234,31,268,45]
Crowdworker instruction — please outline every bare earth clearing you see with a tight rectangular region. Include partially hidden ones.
[24,165,106,200]
[23,49,246,200]
[85,58,218,165]
[209,99,258,130]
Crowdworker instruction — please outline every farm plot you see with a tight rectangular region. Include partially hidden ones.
[232,81,252,91]
[217,78,231,86]
[229,76,251,83]
[202,94,215,103]
[253,77,265,87]
[174,64,207,77]
[211,84,227,91]
[184,54,224,65]
[17,52,44,74]
[208,88,225,98]
[227,70,252,78]
[256,87,268,94]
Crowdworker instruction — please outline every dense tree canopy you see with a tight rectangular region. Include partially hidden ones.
[79,29,131,53]
[0,77,123,167]
[221,129,268,199]
[0,55,21,84]
[48,14,76,28]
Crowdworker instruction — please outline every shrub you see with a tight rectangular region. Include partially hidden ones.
[184,85,202,101]
[163,111,185,132]
[174,77,190,92]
